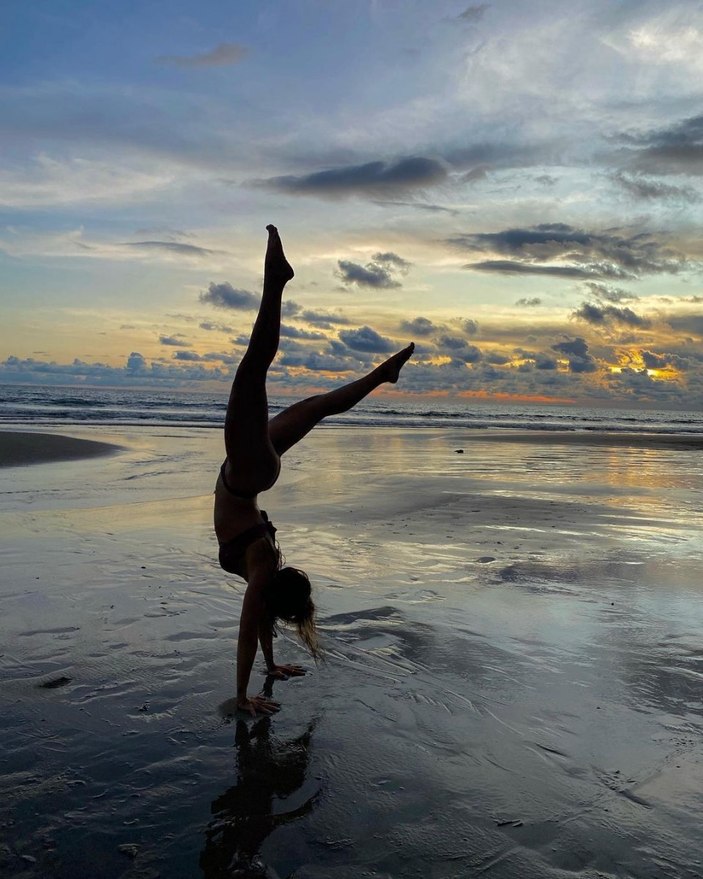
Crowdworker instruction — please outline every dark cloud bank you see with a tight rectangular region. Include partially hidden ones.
[263,156,447,198]
[451,223,687,280]
[620,113,703,177]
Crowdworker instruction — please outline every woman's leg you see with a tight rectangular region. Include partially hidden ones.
[223,225,294,494]
[268,343,414,456]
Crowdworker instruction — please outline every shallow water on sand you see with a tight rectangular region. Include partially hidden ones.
[1,426,703,878]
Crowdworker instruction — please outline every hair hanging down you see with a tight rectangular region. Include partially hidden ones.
[265,566,321,662]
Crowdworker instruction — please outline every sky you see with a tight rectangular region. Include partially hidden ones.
[1,0,703,409]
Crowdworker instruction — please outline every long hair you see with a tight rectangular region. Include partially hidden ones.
[265,566,321,662]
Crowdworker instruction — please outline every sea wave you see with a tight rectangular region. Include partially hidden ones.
[1,383,702,436]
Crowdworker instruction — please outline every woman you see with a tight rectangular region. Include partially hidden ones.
[215,225,414,716]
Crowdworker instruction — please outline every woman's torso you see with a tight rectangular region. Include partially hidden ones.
[214,471,279,579]
[213,469,265,544]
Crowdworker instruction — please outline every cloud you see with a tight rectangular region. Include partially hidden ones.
[469,260,615,279]
[401,316,435,336]
[0,80,259,176]
[667,314,703,336]
[443,142,546,173]
[199,282,259,310]
[641,350,670,370]
[173,350,204,361]
[159,335,189,346]
[127,352,147,372]
[462,319,479,336]
[611,172,699,202]
[200,321,234,333]
[201,352,236,364]
[1,352,228,386]
[461,165,490,183]
[374,200,459,215]
[552,338,589,360]
[437,335,482,363]
[123,240,217,257]
[337,260,399,289]
[337,252,411,289]
[0,155,175,208]
[373,252,412,271]
[280,324,326,340]
[584,282,638,303]
[338,326,396,353]
[281,300,302,317]
[573,302,651,328]
[604,367,685,404]
[439,334,469,350]
[622,113,703,176]
[551,337,598,373]
[534,353,558,370]
[278,350,357,372]
[263,156,447,198]
[516,353,547,373]
[618,15,703,75]
[299,309,351,328]
[156,43,249,69]
[515,297,542,306]
[452,223,686,279]
[457,4,489,23]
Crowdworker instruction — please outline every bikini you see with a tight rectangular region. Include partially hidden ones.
[218,460,278,576]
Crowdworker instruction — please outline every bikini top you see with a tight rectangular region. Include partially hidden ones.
[218,511,278,577]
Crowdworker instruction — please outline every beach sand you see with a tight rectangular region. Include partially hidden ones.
[1,425,702,878]
[0,430,121,467]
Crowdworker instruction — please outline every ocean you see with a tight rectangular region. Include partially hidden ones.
[1,383,702,435]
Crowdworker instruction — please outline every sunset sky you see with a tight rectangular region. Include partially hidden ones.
[1,0,702,408]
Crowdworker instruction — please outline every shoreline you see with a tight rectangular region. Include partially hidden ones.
[1,425,700,470]
[450,428,703,450]
[0,430,122,467]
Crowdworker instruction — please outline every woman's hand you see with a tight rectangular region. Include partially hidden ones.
[266,664,306,680]
[237,694,280,717]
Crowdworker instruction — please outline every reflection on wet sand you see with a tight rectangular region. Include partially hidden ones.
[201,682,318,878]
[2,426,703,877]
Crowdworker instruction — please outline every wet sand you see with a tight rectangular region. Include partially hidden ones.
[1,426,702,878]
[0,430,121,467]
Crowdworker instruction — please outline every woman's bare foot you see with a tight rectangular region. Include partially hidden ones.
[380,342,415,383]
[265,224,294,288]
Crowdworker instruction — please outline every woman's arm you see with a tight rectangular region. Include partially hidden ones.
[258,621,275,671]
[258,622,306,679]
[236,571,279,716]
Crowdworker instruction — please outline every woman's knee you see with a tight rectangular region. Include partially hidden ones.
[232,361,266,394]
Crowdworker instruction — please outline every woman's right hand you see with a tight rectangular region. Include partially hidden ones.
[237,694,280,717]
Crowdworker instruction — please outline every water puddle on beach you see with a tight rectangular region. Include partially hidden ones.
[2,427,703,877]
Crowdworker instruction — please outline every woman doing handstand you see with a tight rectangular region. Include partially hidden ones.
[215,225,414,716]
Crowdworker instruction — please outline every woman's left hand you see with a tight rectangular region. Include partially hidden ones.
[267,664,306,679]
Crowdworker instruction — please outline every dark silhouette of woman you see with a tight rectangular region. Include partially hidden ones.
[214,225,414,715]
